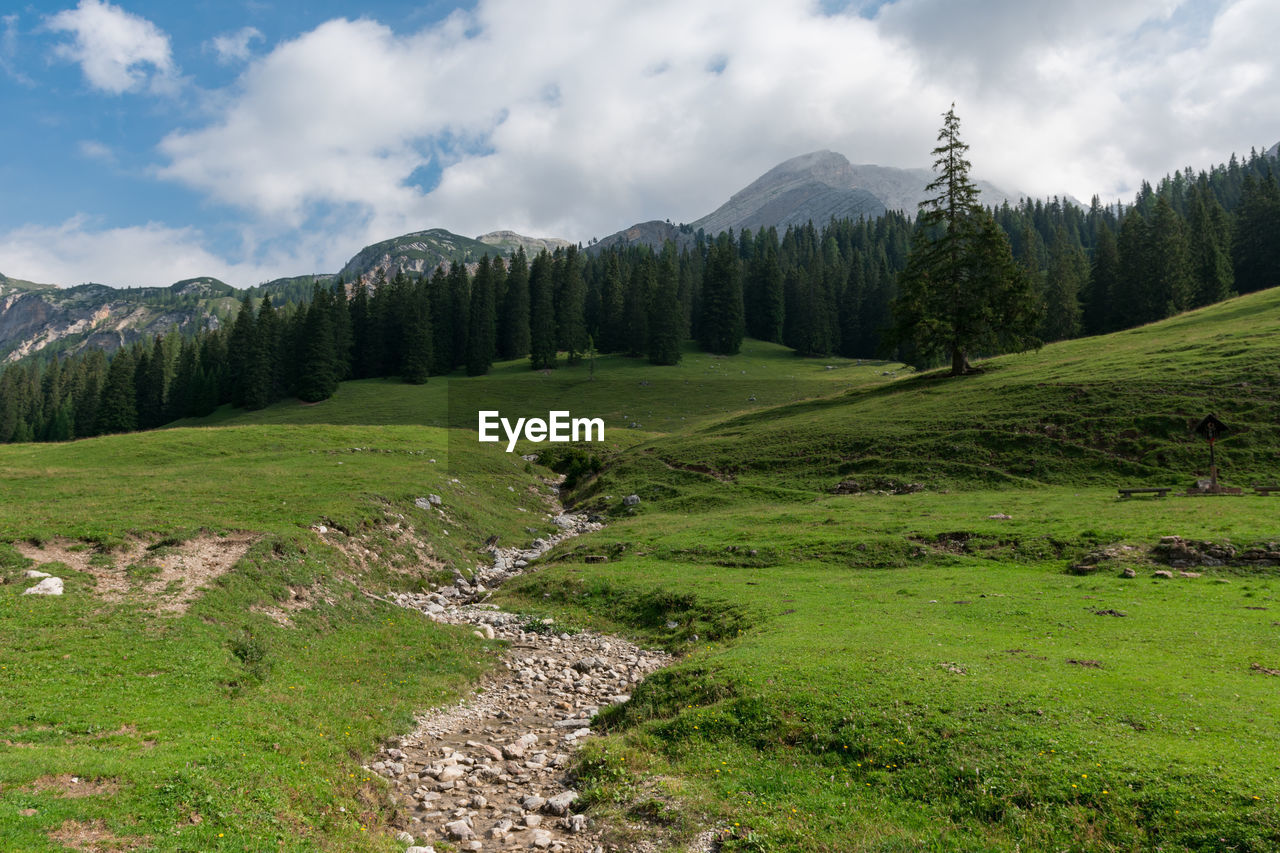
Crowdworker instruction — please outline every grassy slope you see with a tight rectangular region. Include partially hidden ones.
[0,425,558,852]
[3,291,1279,851]
[495,290,1280,851]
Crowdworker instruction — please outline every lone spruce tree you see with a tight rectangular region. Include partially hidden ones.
[892,105,1039,374]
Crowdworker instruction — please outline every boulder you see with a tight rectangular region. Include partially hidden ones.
[23,577,63,596]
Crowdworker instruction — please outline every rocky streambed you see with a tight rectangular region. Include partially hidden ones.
[365,512,673,852]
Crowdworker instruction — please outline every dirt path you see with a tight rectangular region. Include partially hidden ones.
[367,512,674,852]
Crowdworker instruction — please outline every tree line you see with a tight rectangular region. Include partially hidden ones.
[1,144,1277,444]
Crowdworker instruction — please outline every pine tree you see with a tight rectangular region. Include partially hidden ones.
[623,255,653,357]
[466,256,497,376]
[598,254,625,353]
[557,247,588,363]
[296,285,339,402]
[400,283,433,385]
[499,249,531,360]
[448,261,470,372]
[244,296,277,410]
[892,105,1040,374]
[96,350,138,434]
[647,246,684,365]
[698,234,745,355]
[226,294,256,407]
[329,278,354,379]
[1146,195,1194,320]
[1039,227,1086,342]
[1232,173,1280,294]
[1187,182,1234,306]
[1082,226,1119,335]
[529,251,557,370]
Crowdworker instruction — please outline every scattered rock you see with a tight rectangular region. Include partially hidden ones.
[987,513,1012,520]
[1067,659,1103,668]
[1092,609,1126,617]
[23,577,64,596]
[24,569,51,579]
[833,478,924,496]
[623,494,641,507]
[368,506,668,853]
[1152,570,1174,579]
[1122,567,1137,578]
[1250,663,1280,676]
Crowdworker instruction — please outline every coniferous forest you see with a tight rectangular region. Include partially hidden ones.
[1,146,1278,444]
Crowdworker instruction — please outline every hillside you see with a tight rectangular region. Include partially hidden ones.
[4,289,1280,850]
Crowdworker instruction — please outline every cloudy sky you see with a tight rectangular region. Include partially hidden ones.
[1,0,1276,288]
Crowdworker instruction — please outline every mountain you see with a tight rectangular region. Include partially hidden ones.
[0,277,236,363]
[593,150,1026,252]
[1267,140,1279,160]
[690,151,888,236]
[476,231,573,256]
[338,228,571,286]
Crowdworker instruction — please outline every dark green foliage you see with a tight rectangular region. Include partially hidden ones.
[95,348,137,435]
[295,285,339,403]
[1039,227,1086,342]
[529,250,557,370]
[647,248,684,365]
[466,256,497,376]
[1232,172,1280,294]
[698,233,745,355]
[623,255,653,358]
[893,106,1040,374]
[499,250,531,360]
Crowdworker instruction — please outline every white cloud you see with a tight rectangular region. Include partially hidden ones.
[207,26,263,65]
[78,139,116,163]
[46,0,176,95]
[12,0,1280,288]
[0,217,300,288]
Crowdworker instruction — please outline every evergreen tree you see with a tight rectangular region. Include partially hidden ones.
[892,105,1040,374]
[1186,182,1233,307]
[466,256,497,376]
[96,349,138,434]
[598,254,625,353]
[529,251,558,370]
[647,245,684,365]
[330,278,354,379]
[226,294,256,407]
[1082,226,1119,335]
[448,261,471,372]
[1145,195,1194,320]
[427,266,453,374]
[499,249,531,360]
[296,285,339,402]
[623,255,653,357]
[400,281,433,385]
[745,228,784,342]
[698,234,745,355]
[557,247,588,363]
[1232,173,1280,294]
[1040,227,1086,342]
[244,296,277,410]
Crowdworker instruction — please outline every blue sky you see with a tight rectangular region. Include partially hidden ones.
[1,0,1276,288]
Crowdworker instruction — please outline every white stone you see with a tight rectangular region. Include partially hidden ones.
[23,577,63,596]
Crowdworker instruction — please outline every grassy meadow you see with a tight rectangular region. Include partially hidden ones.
[2,289,1280,850]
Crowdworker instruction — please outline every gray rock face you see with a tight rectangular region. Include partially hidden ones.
[623,494,640,507]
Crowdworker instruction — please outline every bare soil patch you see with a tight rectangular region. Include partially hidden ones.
[48,818,139,851]
[27,774,121,798]
[16,532,256,614]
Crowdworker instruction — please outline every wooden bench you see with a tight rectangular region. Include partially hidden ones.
[1255,485,1280,496]
[1119,487,1171,498]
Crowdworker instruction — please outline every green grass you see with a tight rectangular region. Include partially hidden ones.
[4,288,1280,850]
[506,489,1280,851]
[0,424,556,852]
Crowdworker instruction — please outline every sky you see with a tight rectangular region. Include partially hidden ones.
[0,0,1277,289]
